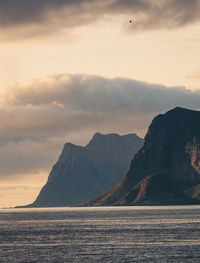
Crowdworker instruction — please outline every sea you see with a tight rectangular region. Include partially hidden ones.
[0,206,200,263]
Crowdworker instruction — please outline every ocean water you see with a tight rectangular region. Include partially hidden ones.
[1,206,200,262]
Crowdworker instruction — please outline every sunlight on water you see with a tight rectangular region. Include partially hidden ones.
[1,206,200,262]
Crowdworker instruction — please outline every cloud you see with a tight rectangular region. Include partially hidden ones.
[1,0,200,40]
[1,73,200,177]
[0,137,60,177]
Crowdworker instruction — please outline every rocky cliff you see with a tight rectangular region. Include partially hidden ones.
[28,132,143,206]
[89,107,200,205]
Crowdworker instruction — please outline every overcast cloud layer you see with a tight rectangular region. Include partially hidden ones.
[1,74,200,177]
[1,0,200,40]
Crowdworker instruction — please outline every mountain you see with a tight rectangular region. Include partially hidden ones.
[89,107,200,206]
[27,132,143,207]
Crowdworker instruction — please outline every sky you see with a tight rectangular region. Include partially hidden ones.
[1,0,200,207]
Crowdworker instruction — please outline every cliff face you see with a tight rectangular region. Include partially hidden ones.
[89,107,200,206]
[29,133,143,206]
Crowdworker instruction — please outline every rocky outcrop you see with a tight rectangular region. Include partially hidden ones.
[27,132,143,207]
[89,107,200,206]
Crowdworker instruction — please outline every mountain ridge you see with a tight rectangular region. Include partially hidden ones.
[24,132,143,207]
[89,107,200,206]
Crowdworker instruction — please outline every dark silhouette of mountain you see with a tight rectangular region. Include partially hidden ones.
[89,107,200,206]
[26,132,143,207]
